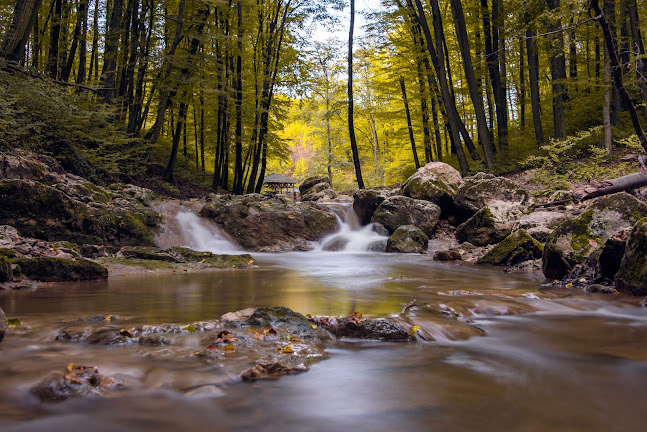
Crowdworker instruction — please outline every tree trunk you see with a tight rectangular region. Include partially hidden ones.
[546,0,567,139]
[626,0,647,122]
[603,44,612,153]
[75,0,88,85]
[233,1,244,194]
[591,0,647,151]
[61,0,87,82]
[519,37,525,129]
[526,26,545,146]
[0,0,42,62]
[348,0,365,189]
[449,0,496,169]
[99,0,123,102]
[89,0,99,80]
[46,0,62,77]
[400,76,421,169]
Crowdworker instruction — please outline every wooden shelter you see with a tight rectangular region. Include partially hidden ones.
[263,173,297,197]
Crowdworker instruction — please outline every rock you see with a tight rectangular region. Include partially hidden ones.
[299,176,330,195]
[599,237,626,279]
[584,284,618,294]
[166,247,256,269]
[477,230,544,266]
[301,182,337,202]
[433,250,462,261]
[453,175,529,223]
[245,307,332,343]
[371,223,390,236]
[386,225,429,253]
[0,256,12,282]
[515,210,569,242]
[221,308,256,323]
[543,193,647,280]
[199,194,338,251]
[14,257,108,282]
[139,334,170,346]
[118,246,177,262]
[352,188,391,225]
[325,317,412,341]
[615,218,647,296]
[371,196,441,236]
[401,162,462,213]
[0,307,7,344]
[29,365,124,402]
[455,205,516,246]
[0,179,161,246]
[241,359,309,381]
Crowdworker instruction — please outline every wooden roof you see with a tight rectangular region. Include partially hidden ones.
[263,173,297,184]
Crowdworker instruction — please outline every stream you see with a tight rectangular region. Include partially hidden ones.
[1,204,647,431]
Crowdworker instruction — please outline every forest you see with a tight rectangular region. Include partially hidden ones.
[0,0,646,194]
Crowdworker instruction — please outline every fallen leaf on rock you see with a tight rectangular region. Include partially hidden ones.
[7,318,21,326]
[183,324,197,333]
[119,329,133,337]
[411,325,420,336]
[222,344,235,351]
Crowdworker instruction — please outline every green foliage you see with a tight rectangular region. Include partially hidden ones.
[0,65,147,184]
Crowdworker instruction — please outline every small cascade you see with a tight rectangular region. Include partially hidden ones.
[155,202,240,254]
[315,202,388,252]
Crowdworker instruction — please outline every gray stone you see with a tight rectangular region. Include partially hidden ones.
[371,196,440,236]
[386,225,429,253]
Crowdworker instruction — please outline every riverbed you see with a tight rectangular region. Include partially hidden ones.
[1,251,646,431]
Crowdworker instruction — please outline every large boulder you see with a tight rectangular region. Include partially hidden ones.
[543,193,647,280]
[371,196,441,236]
[401,162,462,213]
[199,195,339,251]
[455,204,518,246]
[477,229,544,266]
[0,307,7,344]
[299,176,330,195]
[301,182,336,202]
[353,188,392,225]
[615,218,647,296]
[453,175,529,223]
[14,257,109,282]
[0,178,161,247]
[386,225,429,253]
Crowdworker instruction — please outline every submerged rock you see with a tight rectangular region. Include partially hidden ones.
[543,193,647,280]
[241,358,309,381]
[14,257,108,281]
[245,307,331,343]
[401,162,463,213]
[433,250,462,261]
[30,364,124,402]
[324,316,412,341]
[477,230,544,266]
[453,175,529,223]
[199,194,338,251]
[386,225,429,253]
[371,196,440,236]
[615,218,647,296]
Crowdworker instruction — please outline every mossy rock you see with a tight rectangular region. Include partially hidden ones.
[453,176,529,223]
[353,188,391,225]
[0,248,16,258]
[198,253,256,269]
[615,218,647,296]
[0,256,13,283]
[543,193,647,280]
[386,225,429,253]
[455,207,513,247]
[477,230,544,266]
[371,196,440,236]
[119,246,178,262]
[14,257,108,282]
[299,176,330,195]
[401,162,462,213]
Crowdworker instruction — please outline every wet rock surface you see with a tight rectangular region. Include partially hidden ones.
[322,316,413,341]
[453,175,529,223]
[433,250,462,261]
[352,188,394,225]
[15,257,108,281]
[455,205,516,246]
[29,364,124,402]
[199,194,338,251]
[0,307,6,343]
[477,230,544,267]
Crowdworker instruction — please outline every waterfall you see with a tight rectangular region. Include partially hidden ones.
[155,202,240,254]
[315,202,388,252]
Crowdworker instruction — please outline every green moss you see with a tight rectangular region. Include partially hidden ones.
[14,257,108,281]
[478,230,544,266]
[99,257,177,270]
[615,218,647,296]
[0,248,16,258]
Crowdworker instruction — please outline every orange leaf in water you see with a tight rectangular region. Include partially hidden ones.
[222,344,235,351]
[288,336,303,343]
[282,344,295,354]
[67,363,75,373]
[120,329,133,337]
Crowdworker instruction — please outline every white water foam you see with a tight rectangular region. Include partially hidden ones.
[314,202,388,252]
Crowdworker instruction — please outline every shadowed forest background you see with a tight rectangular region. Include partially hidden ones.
[1,0,646,196]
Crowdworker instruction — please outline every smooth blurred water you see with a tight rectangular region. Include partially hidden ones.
[1,252,647,432]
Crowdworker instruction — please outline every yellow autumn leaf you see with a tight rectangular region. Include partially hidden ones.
[308,323,318,329]
[67,363,75,373]
[411,325,420,336]
[222,344,235,351]
[282,343,295,354]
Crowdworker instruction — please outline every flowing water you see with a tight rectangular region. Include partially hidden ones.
[1,206,647,431]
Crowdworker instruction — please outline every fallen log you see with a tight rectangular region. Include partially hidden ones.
[535,171,647,208]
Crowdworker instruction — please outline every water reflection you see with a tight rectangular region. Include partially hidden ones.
[1,254,647,432]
